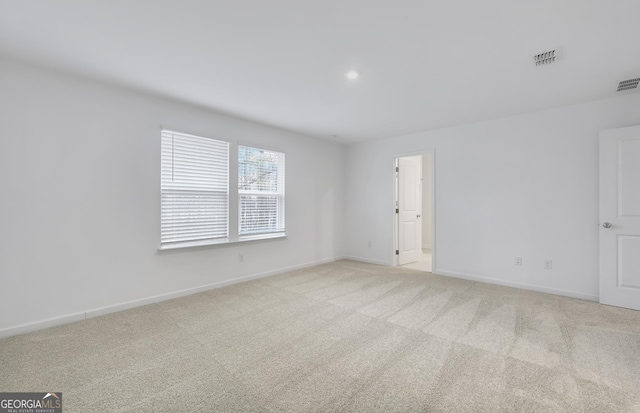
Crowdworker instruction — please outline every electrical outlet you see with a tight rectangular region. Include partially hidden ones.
[239,253,244,262]
[368,241,372,248]
[515,257,522,266]
[544,259,552,270]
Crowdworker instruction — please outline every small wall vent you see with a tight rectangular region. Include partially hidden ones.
[617,78,640,92]
[534,50,557,66]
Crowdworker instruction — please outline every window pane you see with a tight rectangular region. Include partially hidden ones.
[238,146,280,192]
[239,195,281,235]
[161,191,228,243]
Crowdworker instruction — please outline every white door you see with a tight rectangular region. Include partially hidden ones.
[398,156,422,265]
[599,125,640,311]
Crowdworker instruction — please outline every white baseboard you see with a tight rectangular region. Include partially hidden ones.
[0,312,87,340]
[342,255,392,266]
[86,256,343,319]
[434,268,598,302]
[0,256,343,339]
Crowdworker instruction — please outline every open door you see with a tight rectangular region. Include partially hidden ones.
[397,156,422,265]
[599,125,640,310]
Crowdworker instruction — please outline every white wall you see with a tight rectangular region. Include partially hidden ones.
[0,58,345,335]
[422,153,433,249]
[345,94,640,300]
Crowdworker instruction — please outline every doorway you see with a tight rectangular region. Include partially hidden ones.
[394,150,434,272]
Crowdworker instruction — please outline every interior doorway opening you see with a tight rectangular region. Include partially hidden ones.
[394,150,434,272]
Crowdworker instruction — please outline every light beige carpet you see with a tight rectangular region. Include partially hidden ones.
[1,260,639,412]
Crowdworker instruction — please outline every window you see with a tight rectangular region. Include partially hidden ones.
[238,146,285,238]
[160,131,285,249]
[161,130,229,249]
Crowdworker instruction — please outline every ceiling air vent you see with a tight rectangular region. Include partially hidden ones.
[617,78,640,92]
[534,50,556,66]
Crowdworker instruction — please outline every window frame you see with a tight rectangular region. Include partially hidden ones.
[237,144,286,240]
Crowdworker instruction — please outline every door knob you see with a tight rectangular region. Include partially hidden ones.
[603,222,612,228]
[417,214,422,218]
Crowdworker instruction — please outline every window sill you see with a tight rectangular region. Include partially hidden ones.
[238,232,286,242]
[158,233,286,251]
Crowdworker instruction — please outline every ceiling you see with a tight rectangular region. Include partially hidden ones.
[1,0,639,143]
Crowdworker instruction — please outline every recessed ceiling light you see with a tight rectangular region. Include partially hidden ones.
[346,70,359,80]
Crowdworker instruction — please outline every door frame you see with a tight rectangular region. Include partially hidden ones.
[393,149,436,270]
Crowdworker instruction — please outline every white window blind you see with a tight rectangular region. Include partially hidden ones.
[238,146,285,237]
[161,130,229,248]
